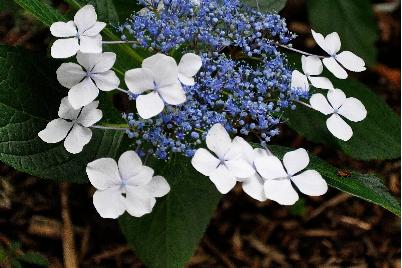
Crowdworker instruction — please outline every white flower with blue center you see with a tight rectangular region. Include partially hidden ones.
[86,151,170,219]
[56,51,120,109]
[291,55,334,91]
[311,30,366,79]
[254,148,328,205]
[125,53,187,119]
[38,98,102,154]
[191,124,255,194]
[309,88,367,141]
[50,5,106,58]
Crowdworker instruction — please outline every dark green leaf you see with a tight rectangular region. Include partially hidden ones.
[113,0,141,20]
[286,78,401,160]
[242,0,287,12]
[0,45,126,183]
[119,155,222,268]
[307,0,378,66]
[13,0,65,26]
[271,146,400,216]
[18,252,48,266]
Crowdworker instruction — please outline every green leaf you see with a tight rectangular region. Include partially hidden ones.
[18,252,48,266]
[242,0,287,12]
[113,0,141,20]
[270,146,400,216]
[0,45,126,182]
[286,78,401,160]
[119,155,222,268]
[307,0,378,66]
[13,0,65,26]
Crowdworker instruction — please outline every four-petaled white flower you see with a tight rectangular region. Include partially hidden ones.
[254,148,328,205]
[38,97,102,154]
[311,30,366,79]
[86,151,170,219]
[125,53,187,119]
[191,124,255,194]
[178,53,203,86]
[50,5,106,59]
[309,88,367,141]
[57,51,120,109]
[232,137,268,202]
[291,55,333,91]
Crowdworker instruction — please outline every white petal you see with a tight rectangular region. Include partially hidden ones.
[56,63,85,89]
[309,93,334,115]
[232,136,254,164]
[74,5,97,34]
[323,57,348,79]
[191,148,220,176]
[326,114,353,141]
[178,53,202,85]
[206,123,232,158]
[158,83,186,105]
[143,176,170,197]
[301,55,323,76]
[125,68,154,94]
[291,170,328,196]
[336,51,366,72]
[311,29,330,55]
[86,158,121,190]
[142,53,178,87]
[291,70,309,92]
[38,119,72,143]
[92,71,120,91]
[93,187,125,219]
[338,97,367,122]
[83,22,106,36]
[178,74,195,86]
[125,186,156,217]
[79,35,102,54]
[50,21,77,37]
[136,92,165,119]
[282,148,309,176]
[51,38,79,59]
[264,179,299,205]
[225,158,255,179]
[254,154,287,180]
[92,52,117,73]
[126,166,154,187]
[76,51,101,71]
[58,97,80,120]
[308,76,334,90]
[209,165,237,194]
[68,77,99,109]
[64,124,92,154]
[327,88,346,110]
[324,32,341,55]
[242,174,266,202]
[77,101,103,127]
[118,151,143,180]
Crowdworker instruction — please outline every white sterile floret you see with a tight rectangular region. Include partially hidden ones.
[50,5,106,58]
[86,151,170,219]
[311,30,366,79]
[125,53,187,119]
[38,97,102,154]
[232,137,268,202]
[310,88,367,141]
[254,148,328,205]
[178,53,203,86]
[291,55,334,91]
[191,124,255,194]
[57,51,120,109]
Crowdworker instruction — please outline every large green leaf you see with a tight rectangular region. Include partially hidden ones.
[270,146,400,216]
[242,0,288,12]
[0,45,126,182]
[119,155,222,268]
[307,0,378,66]
[286,78,401,160]
[13,0,65,26]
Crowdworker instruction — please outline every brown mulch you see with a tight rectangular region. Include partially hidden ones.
[0,0,400,267]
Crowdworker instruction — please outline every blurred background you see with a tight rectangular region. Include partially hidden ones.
[0,0,400,267]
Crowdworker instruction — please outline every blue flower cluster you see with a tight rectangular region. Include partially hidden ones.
[118,0,307,159]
